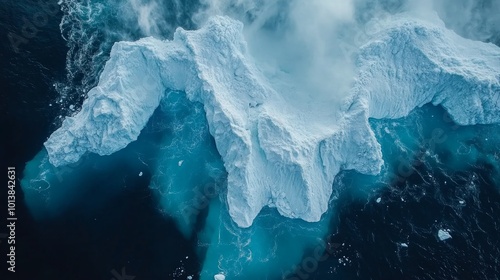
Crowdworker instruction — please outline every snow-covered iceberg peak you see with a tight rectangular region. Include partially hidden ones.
[355,16,500,124]
[44,15,500,228]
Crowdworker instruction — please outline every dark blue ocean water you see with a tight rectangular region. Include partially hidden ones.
[1,1,201,279]
[2,1,500,280]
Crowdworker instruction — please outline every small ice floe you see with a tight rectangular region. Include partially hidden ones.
[178,160,184,167]
[438,229,452,241]
[69,105,75,110]
[376,197,382,203]
[138,172,143,177]
[214,273,225,280]
[187,276,193,280]
[185,256,189,259]
[459,200,465,205]
[399,242,408,248]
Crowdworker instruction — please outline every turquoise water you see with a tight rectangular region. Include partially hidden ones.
[21,93,500,279]
[14,0,500,278]
[20,89,333,279]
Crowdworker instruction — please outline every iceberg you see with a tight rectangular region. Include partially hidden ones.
[43,15,500,228]
[356,16,500,125]
[438,229,452,241]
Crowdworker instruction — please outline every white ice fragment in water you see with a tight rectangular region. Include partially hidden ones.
[178,160,184,167]
[187,276,193,280]
[139,172,143,177]
[438,229,452,241]
[376,197,381,203]
[459,200,465,205]
[400,243,408,248]
[214,274,225,280]
[69,105,74,110]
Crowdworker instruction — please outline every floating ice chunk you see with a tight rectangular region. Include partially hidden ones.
[138,172,143,177]
[178,160,184,167]
[438,229,452,241]
[376,197,381,203]
[187,276,192,280]
[400,242,408,247]
[214,274,225,280]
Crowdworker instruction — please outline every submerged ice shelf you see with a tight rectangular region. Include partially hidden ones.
[44,15,500,228]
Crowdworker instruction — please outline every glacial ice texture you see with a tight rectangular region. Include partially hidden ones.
[44,15,500,227]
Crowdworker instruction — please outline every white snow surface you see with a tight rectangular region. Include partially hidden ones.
[44,16,500,227]
[44,41,167,166]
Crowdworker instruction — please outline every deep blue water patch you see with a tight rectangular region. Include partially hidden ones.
[1,1,202,278]
[308,105,500,280]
